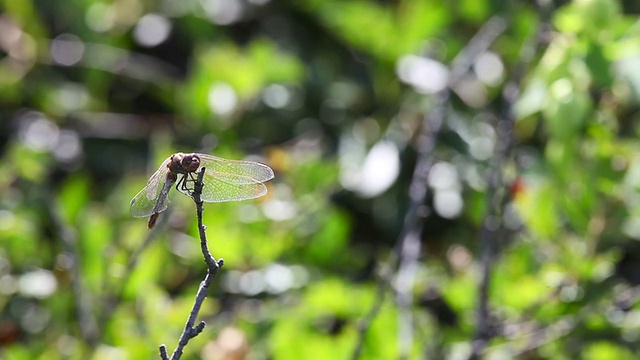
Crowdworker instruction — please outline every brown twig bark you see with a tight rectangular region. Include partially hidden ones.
[159,167,223,360]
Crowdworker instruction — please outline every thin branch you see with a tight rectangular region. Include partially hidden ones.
[394,91,442,360]
[350,264,390,360]
[349,16,509,360]
[159,345,169,360]
[392,16,507,359]
[491,316,577,357]
[469,3,553,359]
[162,167,224,360]
[449,16,508,85]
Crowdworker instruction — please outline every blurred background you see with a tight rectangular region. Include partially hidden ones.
[2,0,640,359]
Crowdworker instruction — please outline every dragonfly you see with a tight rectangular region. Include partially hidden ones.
[130,152,275,229]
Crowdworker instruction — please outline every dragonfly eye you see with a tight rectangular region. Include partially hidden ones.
[171,152,184,165]
[182,154,201,172]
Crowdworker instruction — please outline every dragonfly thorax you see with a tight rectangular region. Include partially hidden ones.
[169,152,201,175]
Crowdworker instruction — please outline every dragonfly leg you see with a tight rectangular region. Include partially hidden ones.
[178,172,198,195]
[175,174,185,192]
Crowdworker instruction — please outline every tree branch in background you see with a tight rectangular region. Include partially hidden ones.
[349,16,508,360]
[350,263,391,360]
[394,90,443,359]
[469,3,553,359]
[159,167,224,360]
[395,16,507,359]
[98,210,168,344]
[46,193,99,347]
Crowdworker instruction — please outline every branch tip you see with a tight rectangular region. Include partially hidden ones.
[159,345,169,360]
[194,321,206,335]
[160,165,221,359]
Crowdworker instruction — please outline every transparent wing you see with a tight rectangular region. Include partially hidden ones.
[200,173,269,202]
[175,155,273,203]
[175,172,269,202]
[198,154,275,183]
[130,159,171,218]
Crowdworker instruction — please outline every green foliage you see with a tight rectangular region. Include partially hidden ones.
[180,39,304,126]
[298,0,448,63]
[270,279,396,359]
[583,341,635,360]
[2,0,640,359]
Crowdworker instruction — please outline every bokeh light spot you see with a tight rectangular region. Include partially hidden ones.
[133,14,172,47]
[86,3,115,32]
[51,34,85,66]
[397,55,449,94]
[18,269,57,299]
[474,51,504,86]
[200,0,244,25]
[434,189,463,219]
[264,263,294,294]
[18,113,60,151]
[208,82,238,116]
[262,84,291,109]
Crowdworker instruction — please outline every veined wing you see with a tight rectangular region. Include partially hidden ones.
[198,154,275,183]
[198,173,269,202]
[130,158,172,218]
[174,170,270,202]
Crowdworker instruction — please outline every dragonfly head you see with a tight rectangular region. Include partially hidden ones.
[169,152,201,174]
[181,153,201,172]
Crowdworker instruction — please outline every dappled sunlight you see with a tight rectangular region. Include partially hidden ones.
[3,0,640,359]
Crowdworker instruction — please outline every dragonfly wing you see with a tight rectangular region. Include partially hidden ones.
[198,154,275,183]
[130,159,171,218]
[198,173,268,202]
[145,158,171,200]
[130,186,169,217]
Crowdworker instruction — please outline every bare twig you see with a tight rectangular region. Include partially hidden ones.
[469,3,553,359]
[162,167,223,360]
[159,345,169,360]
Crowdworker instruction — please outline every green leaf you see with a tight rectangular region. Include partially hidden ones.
[514,181,561,239]
[543,79,592,140]
[58,175,90,224]
[582,342,635,360]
